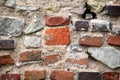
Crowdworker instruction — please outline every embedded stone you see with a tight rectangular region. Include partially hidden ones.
[45,27,70,45]
[45,16,70,27]
[102,72,119,80]
[0,40,14,50]
[24,20,43,34]
[78,72,102,80]
[5,0,16,8]
[112,25,120,35]
[90,19,111,32]
[24,36,41,48]
[19,49,42,62]
[88,46,120,69]
[2,74,20,80]
[73,20,89,31]
[45,3,61,12]
[0,16,24,37]
[87,0,105,13]
[105,5,120,16]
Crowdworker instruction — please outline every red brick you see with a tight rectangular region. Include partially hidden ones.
[24,70,46,80]
[2,74,20,80]
[45,27,70,45]
[102,72,119,80]
[50,70,73,80]
[44,54,61,65]
[45,16,70,26]
[108,35,120,46]
[79,36,103,47]
[19,49,42,62]
[0,55,14,66]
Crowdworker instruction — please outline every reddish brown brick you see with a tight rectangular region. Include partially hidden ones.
[45,27,70,45]
[0,55,14,66]
[102,72,119,80]
[24,70,46,80]
[45,16,70,26]
[19,49,42,62]
[2,74,20,80]
[50,70,73,80]
[44,54,61,65]
[108,35,120,46]
[79,36,103,47]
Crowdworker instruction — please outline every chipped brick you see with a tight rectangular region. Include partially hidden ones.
[45,16,69,26]
[0,40,14,50]
[50,70,73,80]
[45,27,70,45]
[79,36,103,47]
[78,72,102,80]
[24,70,46,80]
[2,74,20,80]
[105,5,120,16]
[44,54,61,65]
[102,72,119,80]
[108,35,120,46]
[19,49,42,62]
[74,20,89,31]
[0,55,14,66]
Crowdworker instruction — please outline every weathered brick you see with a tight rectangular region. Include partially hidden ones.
[44,54,61,65]
[78,72,102,80]
[50,70,73,80]
[19,49,42,62]
[0,55,14,66]
[108,35,120,46]
[79,36,103,47]
[105,5,120,16]
[0,40,14,50]
[45,27,70,45]
[24,70,46,80]
[2,74,20,80]
[65,53,88,67]
[74,20,89,31]
[102,72,119,80]
[45,16,69,26]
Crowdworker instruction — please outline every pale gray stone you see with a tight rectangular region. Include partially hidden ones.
[16,6,39,10]
[0,16,24,37]
[5,0,16,8]
[88,46,120,69]
[112,25,120,35]
[24,36,41,48]
[24,20,43,34]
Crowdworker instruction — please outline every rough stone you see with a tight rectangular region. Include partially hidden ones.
[5,0,16,8]
[24,36,41,48]
[112,26,120,35]
[78,72,102,80]
[0,40,14,50]
[79,36,103,47]
[2,74,20,80]
[105,5,120,16]
[24,20,43,34]
[87,0,105,13]
[88,46,120,69]
[0,55,14,66]
[66,52,88,67]
[45,27,70,45]
[73,20,89,31]
[102,72,119,80]
[0,16,24,37]
[71,7,86,15]
[50,70,73,80]
[44,54,61,65]
[90,19,111,32]
[108,35,120,46]
[45,16,70,27]
[24,70,46,80]
[66,43,82,53]
[45,3,61,12]
[19,49,42,62]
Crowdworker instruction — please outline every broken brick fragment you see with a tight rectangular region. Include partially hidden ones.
[108,35,120,46]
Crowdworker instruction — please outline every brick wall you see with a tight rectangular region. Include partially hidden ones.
[0,0,120,80]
